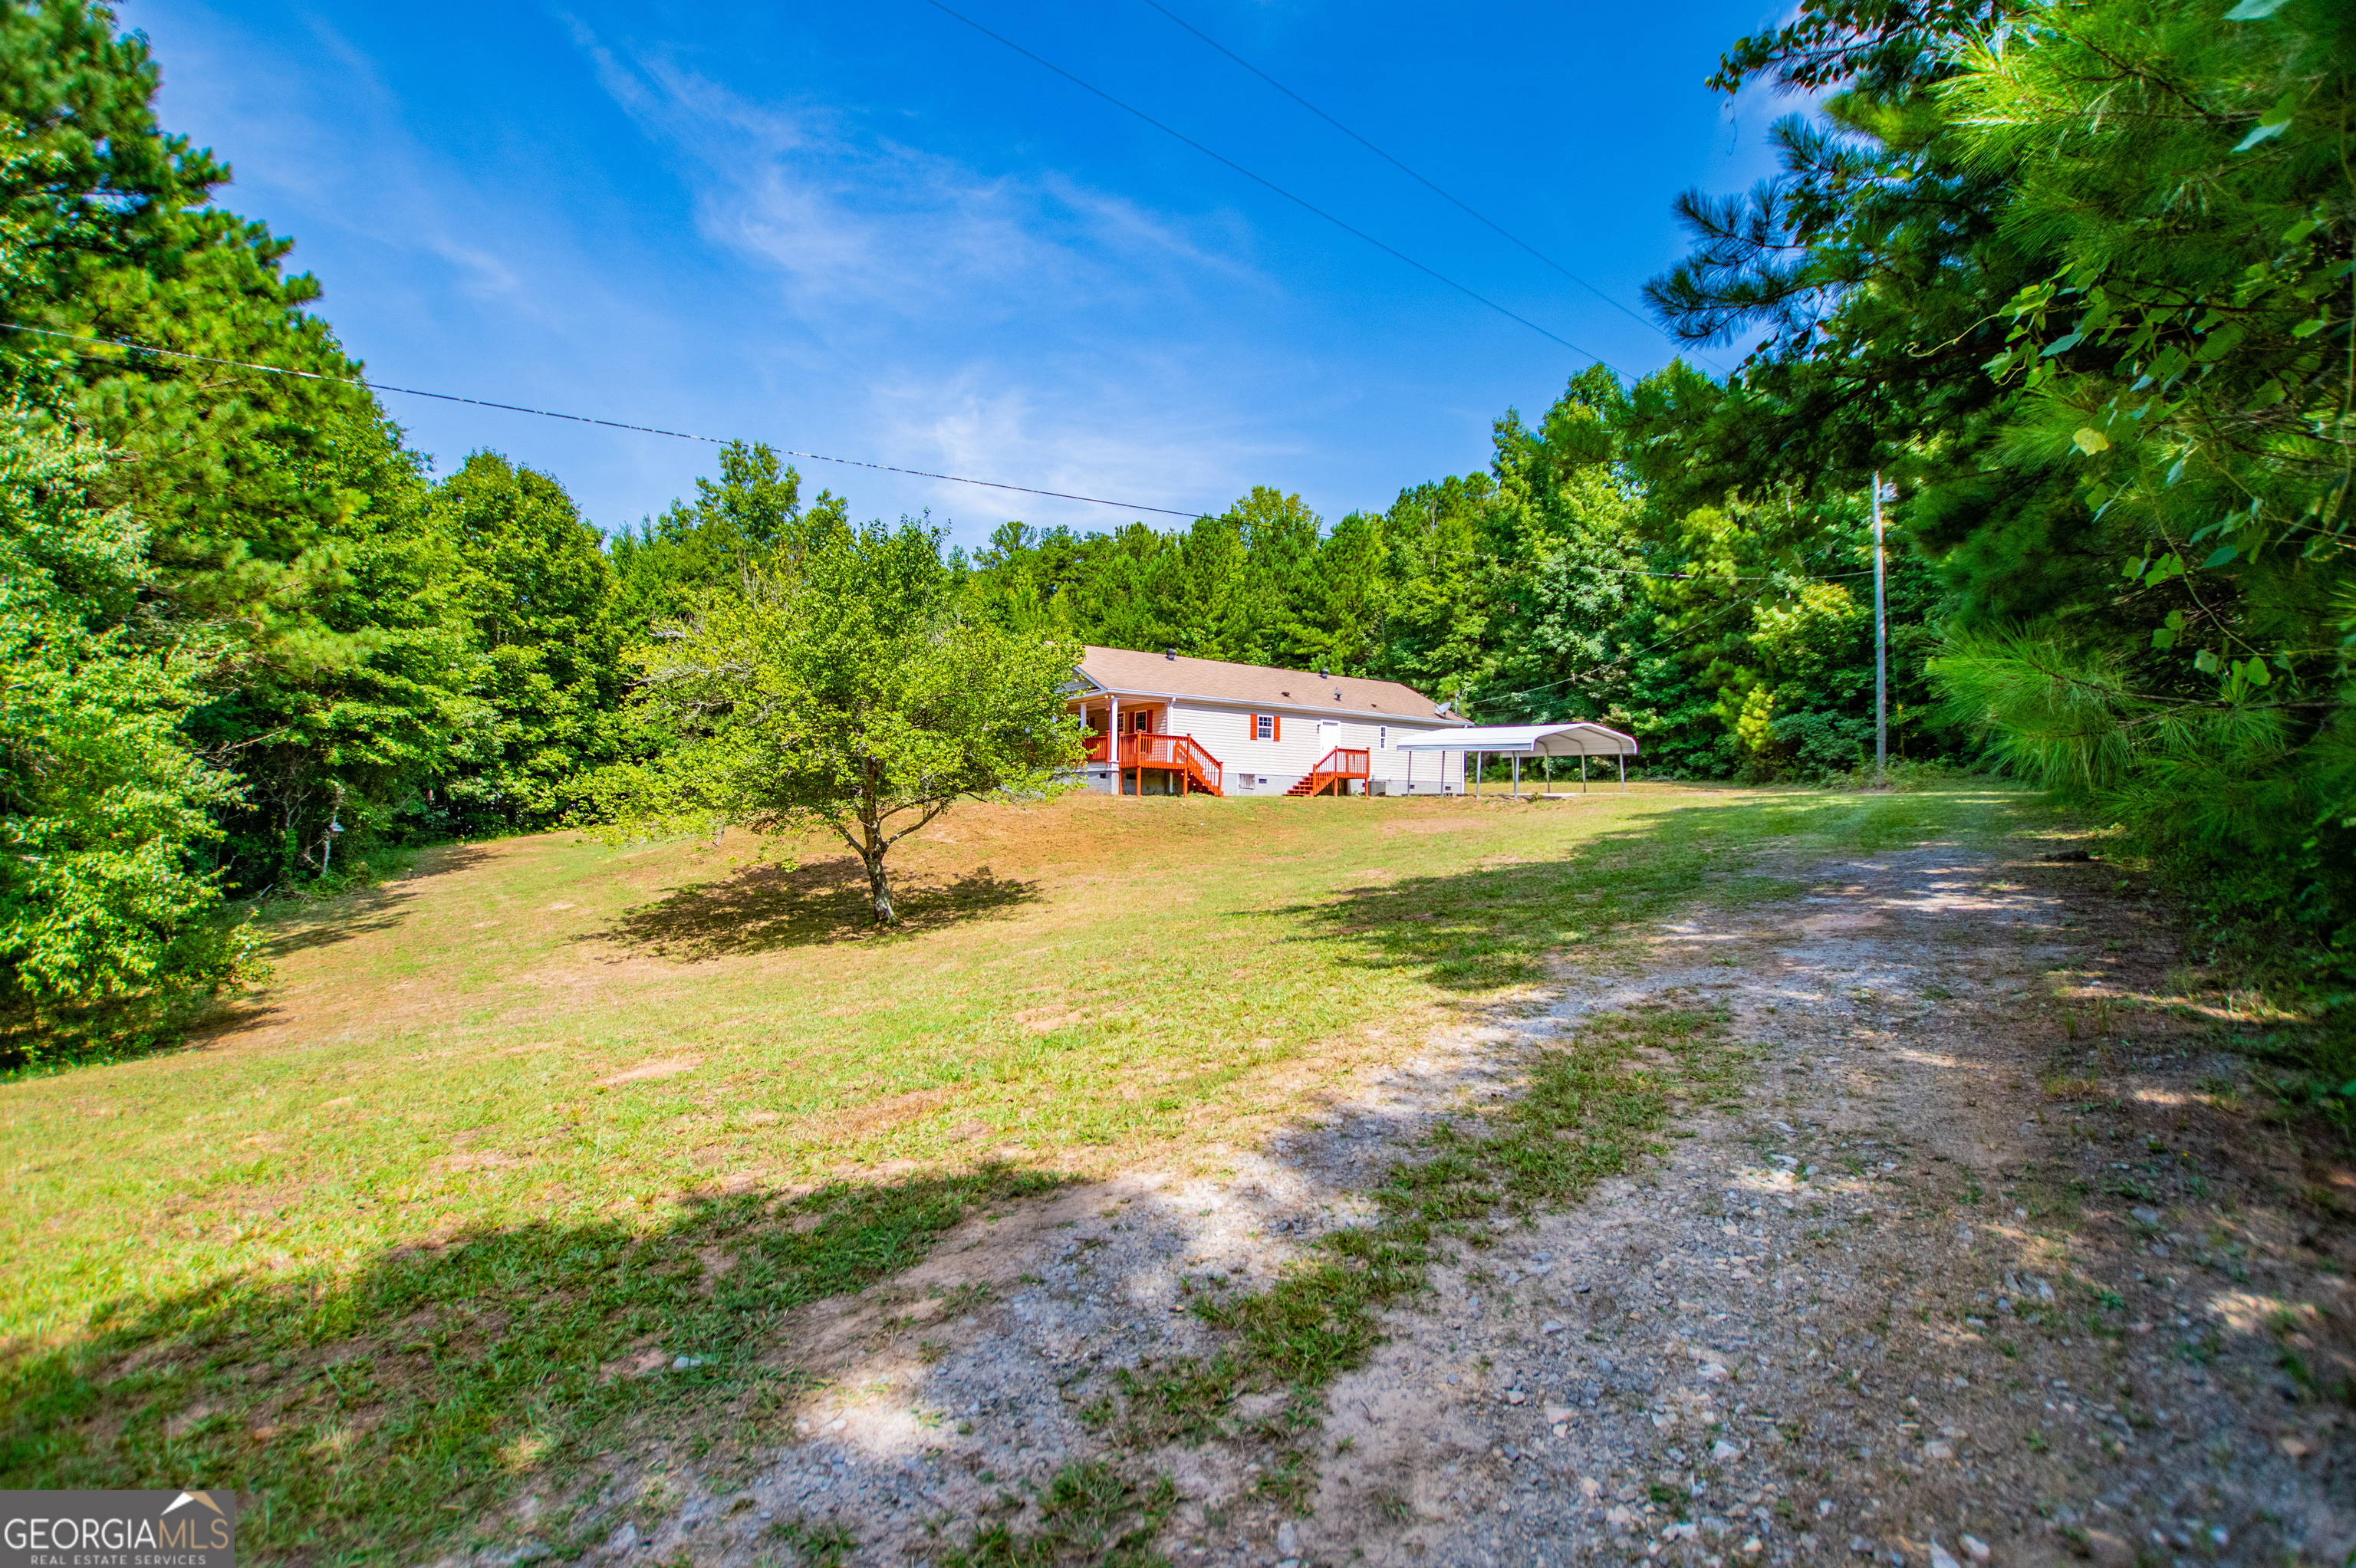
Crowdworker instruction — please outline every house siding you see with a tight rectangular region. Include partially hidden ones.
[1153,701,1461,794]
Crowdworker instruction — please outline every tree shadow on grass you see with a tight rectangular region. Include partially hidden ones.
[593,856,1042,960]
[0,988,255,1078]
[2,848,510,1076]
[0,1164,1063,1566]
[256,845,499,958]
[1260,794,1859,994]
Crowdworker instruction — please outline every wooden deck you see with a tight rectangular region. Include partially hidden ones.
[1085,732,1225,795]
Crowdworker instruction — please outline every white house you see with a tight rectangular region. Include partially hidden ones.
[1067,645,1472,797]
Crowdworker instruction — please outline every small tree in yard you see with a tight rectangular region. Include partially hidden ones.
[592,516,1084,925]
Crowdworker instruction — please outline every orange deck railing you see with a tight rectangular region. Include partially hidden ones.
[1286,748,1370,797]
[1121,733,1222,794]
[1084,731,1223,794]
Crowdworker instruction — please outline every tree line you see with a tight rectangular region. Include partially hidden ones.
[1,0,2347,1057]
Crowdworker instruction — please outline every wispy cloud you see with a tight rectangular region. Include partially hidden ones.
[864,361,1298,527]
[566,21,1265,330]
[560,18,1300,530]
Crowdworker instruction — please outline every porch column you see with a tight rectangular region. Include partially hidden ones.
[1109,693,1121,794]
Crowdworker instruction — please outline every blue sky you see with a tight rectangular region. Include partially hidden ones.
[127,0,1795,548]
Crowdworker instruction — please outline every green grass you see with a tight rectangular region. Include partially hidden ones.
[939,1461,1176,1568]
[772,1514,860,1566]
[0,783,2042,1563]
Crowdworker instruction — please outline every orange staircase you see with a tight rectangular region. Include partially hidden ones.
[1287,747,1370,797]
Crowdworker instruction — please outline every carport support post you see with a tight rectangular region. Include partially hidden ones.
[1512,754,1521,797]
[1618,753,1627,792]
[1581,755,1588,794]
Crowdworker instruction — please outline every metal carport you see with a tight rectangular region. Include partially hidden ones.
[1396,722,1640,797]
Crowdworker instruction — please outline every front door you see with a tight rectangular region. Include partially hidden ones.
[1318,719,1338,756]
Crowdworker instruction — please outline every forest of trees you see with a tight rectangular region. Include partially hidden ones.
[0,0,2347,1054]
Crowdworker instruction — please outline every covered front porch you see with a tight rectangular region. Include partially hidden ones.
[1074,699,1223,795]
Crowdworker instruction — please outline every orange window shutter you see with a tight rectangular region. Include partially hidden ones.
[1273,715,1282,741]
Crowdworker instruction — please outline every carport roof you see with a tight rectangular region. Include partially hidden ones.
[1394,722,1638,756]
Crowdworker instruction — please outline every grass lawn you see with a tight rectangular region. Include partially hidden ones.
[0,782,2043,1562]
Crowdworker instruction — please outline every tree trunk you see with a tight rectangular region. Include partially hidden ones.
[861,757,897,925]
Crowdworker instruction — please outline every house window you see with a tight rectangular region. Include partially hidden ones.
[1379,725,1388,750]
[1251,713,1279,741]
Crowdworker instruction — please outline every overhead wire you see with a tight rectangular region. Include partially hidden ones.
[2,324,1879,585]
[1581,563,1877,583]
[0,322,1210,518]
[1133,0,1731,375]
[916,0,1625,376]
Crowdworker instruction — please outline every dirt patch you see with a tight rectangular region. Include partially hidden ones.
[434,1150,531,1175]
[594,1056,703,1088]
[817,1088,959,1140]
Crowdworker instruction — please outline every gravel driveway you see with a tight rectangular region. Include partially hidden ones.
[553,833,2354,1568]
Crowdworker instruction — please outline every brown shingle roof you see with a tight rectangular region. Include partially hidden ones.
[1075,646,1466,723]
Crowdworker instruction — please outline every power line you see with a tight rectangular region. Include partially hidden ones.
[1134,0,1731,376]
[916,0,1624,376]
[0,322,1209,519]
[1581,563,1877,583]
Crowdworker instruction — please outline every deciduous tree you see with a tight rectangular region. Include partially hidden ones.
[593,518,1084,925]
[0,411,248,1044]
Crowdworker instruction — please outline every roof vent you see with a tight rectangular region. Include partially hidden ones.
[1164,647,1176,660]
[1317,667,1328,679]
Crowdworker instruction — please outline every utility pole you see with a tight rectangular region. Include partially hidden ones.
[1872,472,1888,787]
